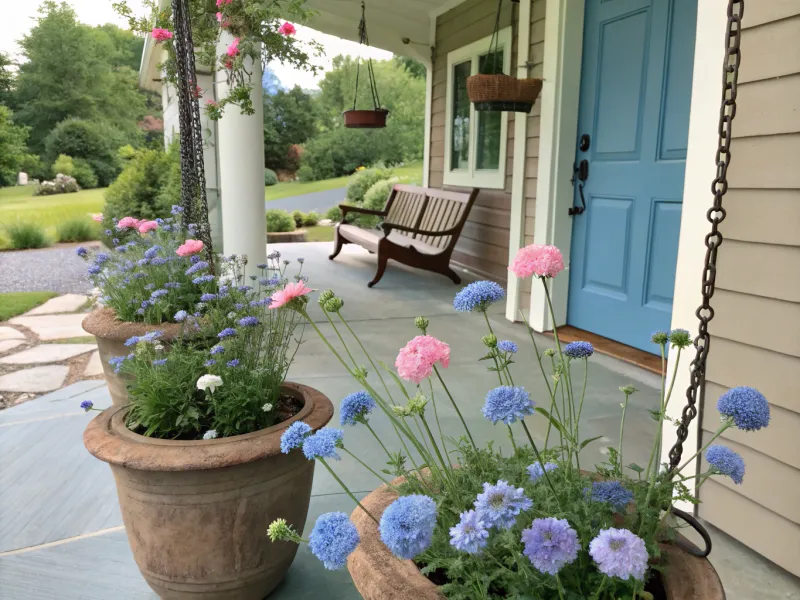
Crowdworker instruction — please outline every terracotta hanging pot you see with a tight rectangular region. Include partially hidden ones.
[467,73,543,113]
[343,2,388,129]
[343,108,390,129]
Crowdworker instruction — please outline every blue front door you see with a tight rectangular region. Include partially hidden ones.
[567,0,697,353]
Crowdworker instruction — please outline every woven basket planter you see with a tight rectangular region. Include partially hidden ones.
[466,73,543,113]
[343,109,389,129]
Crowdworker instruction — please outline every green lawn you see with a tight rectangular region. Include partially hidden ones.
[265,162,423,202]
[0,291,59,321]
[304,225,335,242]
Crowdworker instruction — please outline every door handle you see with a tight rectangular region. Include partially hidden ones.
[569,159,589,216]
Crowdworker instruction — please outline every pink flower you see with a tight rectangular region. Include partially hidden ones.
[138,220,159,234]
[216,11,223,22]
[151,28,173,42]
[395,335,451,384]
[215,0,232,6]
[117,216,142,230]
[91,213,103,222]
[269,281,314,309]
[206,99,218,106]
[176,239,204,257]
[215,12,231,27]
[509,244,565,279]
[226,37,240,57]
[278,22,296,36]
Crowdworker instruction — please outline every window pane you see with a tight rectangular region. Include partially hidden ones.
[451,60,471,171]
[476,50,503,171]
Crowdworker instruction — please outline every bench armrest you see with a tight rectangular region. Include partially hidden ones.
[340,205,387,218]
[381,222,460,238]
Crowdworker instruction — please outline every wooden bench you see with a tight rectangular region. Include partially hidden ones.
[329,184,479,287]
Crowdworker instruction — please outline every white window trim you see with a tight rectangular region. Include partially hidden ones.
[444,27,512,190]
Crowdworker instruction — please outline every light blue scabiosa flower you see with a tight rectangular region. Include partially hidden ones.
[204,359,216,367]
[238,316,259,327]
[144,245,161,260]
[521,518,580,575]
[584,481,634,511]
[171,205,183,215]
[496,340,518,354]
[474,480,533,530]
[150,257,167,266]
[217,328,237,339]
[308,512,360,570]
[302,428,344,461]
[124,336,140,347]
[200,293,217,302]
[589,528,648,581]
[193,275,215,284]
[453,280,505,312]
[339,391,377,426]
[226,359,240,367]
[76,247,87,257]
[87,264,102,275]
[527,461,558,483]
[185,261,209,275]
[108,356,127,373]
[152,358,167,366]
[716,386,770,431]
[280,422,313,453]
[95,252,110,264]
[706,445,745,484]
[449,509,489,555]
[149,289,168,300]
[80,400,93,412]
[174,310,188,322]
[210,345,225,355]
[482,386,535,425]
[379,495,437,559]
[564,341,594,359]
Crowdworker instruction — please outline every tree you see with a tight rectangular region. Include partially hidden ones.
[44,119,124,186]
[394,56,426,79]
[0,53,14,107]
[262,86,317,171]
[0,106,30,186]
[94,24,145,71]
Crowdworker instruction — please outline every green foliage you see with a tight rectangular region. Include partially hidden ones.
[296,165,314,182]
[266,209,296,233]
[118,144,138,162]
[355,179,395,228]
[55,217,99,243]
[263,86,317,171]
[291,210,305,228]
[324,205,343,222]
[303,211,320,227]
[53,154,74,176]
[0,52,14,107]
[4,221,50,249]
[346,168,393,203]
[264,168,278,186]
[104,148,176,220]
[34,174,80,195]
[72,158,99,189]
[20,154,47,182]
[0,106,30,187]
[301,128,403,181]
[394,56,427,79]
[44,119,124,187]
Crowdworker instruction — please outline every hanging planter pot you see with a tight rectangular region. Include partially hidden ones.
[343,2,389,129]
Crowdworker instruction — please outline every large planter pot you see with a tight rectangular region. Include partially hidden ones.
[84,381,334,600]
[347,481,725,600]
[82,308,184,406]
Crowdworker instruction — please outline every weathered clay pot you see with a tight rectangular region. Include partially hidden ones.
[347,481,726,600]
[82,308,184,406]
[84,381,333,600]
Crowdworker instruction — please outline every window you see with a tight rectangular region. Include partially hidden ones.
[444,27,512,189]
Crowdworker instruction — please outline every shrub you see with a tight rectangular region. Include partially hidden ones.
[346,167,392,204]
[72,158,99,189]
[303,211,320,227]
[264,168,278,186]
[34,174,80,196]
[117,144,137,162]
[351,179,395,228]
[266,209,296,233]
[301,128,404,181]
[104,148,175,220]
[4,222,50,249]
[291,210,305,228]
[296,164,314,182]
[53,154,74,177]
[20,154,47,182]
[56,218,100,243]
[324,205,343,222]
[44,119,124,187]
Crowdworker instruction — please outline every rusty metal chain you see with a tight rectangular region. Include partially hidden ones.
[668,0,743,471]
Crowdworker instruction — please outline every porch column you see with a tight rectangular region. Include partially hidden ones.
[215,32,266,276]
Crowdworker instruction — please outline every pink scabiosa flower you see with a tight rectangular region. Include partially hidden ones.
[91,213,104,222]
[137,220,159,234]
[151,28,173,42]
[117,216,142,230]
[509,244,565,279]
[176,239,204,257]
[226,37,240,57]
[278,22,296,35]
[269,281,314,309]
[395,335,450,384]
[215,0,232,6]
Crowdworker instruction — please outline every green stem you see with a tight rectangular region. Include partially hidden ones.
[338,312,397,404]
[323,310,358,368]
[618,391,631,477]
[519,309,554,409]
[556,575,566,600]
[364,421,393,462]
[594,575,608,600]
[428,379,452,467]
[520,421,560,503]
[420,414,450,475]
[434,366,476,448]
[318,458,378,524]
[574,359,589,472]
[507,424,518,452]
[343,447,396,490]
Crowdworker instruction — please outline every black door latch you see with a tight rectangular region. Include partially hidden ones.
[569,159,589,216]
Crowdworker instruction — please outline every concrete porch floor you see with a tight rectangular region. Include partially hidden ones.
[0,243,797,599]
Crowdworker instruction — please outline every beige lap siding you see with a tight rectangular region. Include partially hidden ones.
[429,0,545,285]
[698,6,800,577]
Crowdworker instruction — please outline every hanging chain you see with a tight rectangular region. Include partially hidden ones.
[668,0,743,471]
[171,0,213,260]
[352,1,381,111]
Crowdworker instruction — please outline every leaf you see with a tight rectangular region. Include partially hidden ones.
[379,361,411,399]
[579,435,603,450]
[627,463,644,473]
[534,407,568,438]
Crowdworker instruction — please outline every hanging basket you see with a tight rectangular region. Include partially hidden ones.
[343,108,390,129]
[467,73,543,113]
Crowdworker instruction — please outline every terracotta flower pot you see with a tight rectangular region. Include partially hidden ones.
[347,481,726,600]
[84,381,334,600]
[343,109,389,129]
[82,308,184,406]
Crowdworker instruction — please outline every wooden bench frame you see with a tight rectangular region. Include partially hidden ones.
[329,184,479,287]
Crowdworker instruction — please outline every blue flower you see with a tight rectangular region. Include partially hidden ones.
[104,229,112,236]
[496,340,518,354]
[339,391,377,426]
[589,528,648,581]
[144,245,162,259]
[200,293,217,302]
[380,495,437,559]
[87,264,102,275]
[190,255,201,264]
[449,509,489,555]
[308,512,360,570]
[482,386,535,425]
[474,480,532,530]
[185,261,209,275]
[204,359,216,367]
[298,258,305,264]
[141,331,163,342]
[238,316,259,327]
[174,310,188,322]
[564,341,594,359]
[150,257,167,265]
[226,359,240,367]
[171,205,184,215]
[144,283,155,290]
[302,428,344,461]
[521,517,579,575]
[76,247,87,257]
[133,273,145,279]
[217,328,236,339]
[453,280,505,312]
[140,300,151,309]
[250,298,271,307]
[584,481,633,511]
[706,445,745,484]
[210,345,225,355]
[137,258,149,267]
[124,336,140,347]
[280,421,312,453]
[717,386,770,431]
[80,400,94,412]
[108,355,128,373]
[256,263,267,269]
[193,275,215,284]
[238,286,252,293]
[234,303,245,311]
[527,461,558,483]
[150,289,168,300]
[95,252,110,264]
[152,358,167,366]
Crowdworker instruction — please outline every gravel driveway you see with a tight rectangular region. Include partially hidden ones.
[0,246,93,294]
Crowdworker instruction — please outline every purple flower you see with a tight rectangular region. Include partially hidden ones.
[171,205,184,215]
[137,258,149,267]
[584,481,634,511]
[95,252,110,264]
[210,345,225,355]
[497,340,518,354]
[80,400,94,411]
[144,245,162,260]
[226,359,240,367]
[217,328,236,339]
[76,247,87,257]
[152,358,167,366]
[204,359,216,367]
[474,480,532,530]
[589,528,648,581]
[238,316,259,327]
[521,518,580,575]
[185,261,209,275]
[449,509,489,554]
[238,286,252,292]
[200,293,217,302]
[482,386,535,425]
[706,445,745,484]
[302,427,344,461]
[193,275,215,284]
[174,310,188,322]
[164,282,181,289]
[150,257,167,265]
[528,461,558,483]
[149,289,168,300]
[717,386,770,431]
[280,421,312,453]
[564,341,594,359]
[87,264,101,275]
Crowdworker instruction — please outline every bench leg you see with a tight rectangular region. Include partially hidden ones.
[329,228,346,260]
[443,266,461,285]
[367,253,388,288]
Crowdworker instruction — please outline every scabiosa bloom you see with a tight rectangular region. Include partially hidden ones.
[238,316,259,327]
[174,310,188,322]
[152,358,167,366]
[528,461,558,483]
[474,480,533,530]
[395,335,450,384]
[210,345,225,355]
[200,293,217,302]
[80,400,93,412]
[564,341,594,359]
[150,257,167,266]
[302,427,344,461]
[717,386,770,431]
[589,528,648,581]
[379,495,437,559]
[497,340,518,354]
[185,261,209,275]
[449,509,489,555]
[193,275,215,284]
[202,429,218,440]
[176,239,204,256]
[204,359,216,367]
[706,445,745,484]
[307,512,360,571]
[521,518,580,575]
[95,252,110,264]
[217,328,236,339]
[339,391,377,426]
[280,421,312,453]
[269,281,314,309]
[150,289,168,300]
[482,386,535,425]
[584,481,634,511]
[453,280,505,312]
[509,244,564,279]
[76,247,87,257]
[226,359,240,368]
[171,205,184,215]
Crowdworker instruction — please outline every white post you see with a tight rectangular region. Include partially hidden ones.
[215,32,266,277]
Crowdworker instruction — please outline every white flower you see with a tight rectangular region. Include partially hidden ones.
[203,430,218,440]
[197,374,223,393]
[262,403,273,412]
[154,343,164,351]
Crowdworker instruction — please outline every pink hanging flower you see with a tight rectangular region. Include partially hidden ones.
[117,216,142,230]
[176,239,205,257]
[269,282,314,309]
[138,220,159,234]
[278,22,296,36]
[395,335,451,384]
[151,28,173,42]
[215,0,232,6]
[509,244,565,279]
[215,12,231,28]
[226,37,240,57]
[91,213,104,222]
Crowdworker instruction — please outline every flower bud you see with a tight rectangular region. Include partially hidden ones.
[543,348,556,357]
[651,330,669,345]
[619,385,637,395]
[414,316,429,333]
[668,328,692,349]
[318,289,335,307]
[481,333,497,348]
